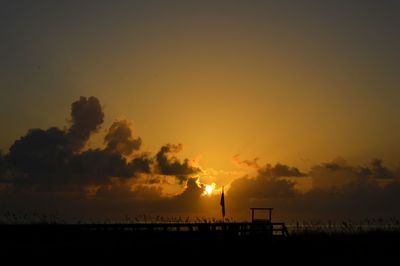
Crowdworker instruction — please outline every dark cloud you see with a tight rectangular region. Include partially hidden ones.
[7,127,71,186]
[224,167,299,219]
[229,163,298,201]
[0,177,209,221]
[67,96,104,152]
[0,96,213,221]
[129,156,152,174]
[155,144,200,184]
[86,178,207,217]
[174,178,204,201]
[229,175,296,200]
[104,120,142,156]
[227,158,400,220]
[5,96,106,185]
[0,96,207,219]
[1,96,151,189]
[310,158,362,189]
[94,182,163,202]
[277,179,400,220]
[69,150,151,185]
[258,163,305,178]
[369,159,394,179]
[310,158,395,190]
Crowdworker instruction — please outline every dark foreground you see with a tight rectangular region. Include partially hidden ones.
[1,224,399,265]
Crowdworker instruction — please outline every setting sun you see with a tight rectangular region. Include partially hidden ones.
[204,183,216,196]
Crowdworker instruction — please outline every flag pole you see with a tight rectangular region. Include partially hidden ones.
[220,186,225,223]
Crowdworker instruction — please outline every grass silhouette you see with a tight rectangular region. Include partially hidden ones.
[1,211,399,264]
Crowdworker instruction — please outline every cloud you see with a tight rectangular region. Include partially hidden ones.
[94,181,163,202]
[155,144,200,184]
[369,159,394,179]
[67,96,104,151]
[7,127,71,186]
[0,96,209,219]
[229,175,297,200]
[310,158,395,190]
[226,158,400,220]
[2,96,151,189]
[227,164,299,207]
[174,178,204,201]
[69,149,151,185]
[310,158,363,190]
[279,179,400,220]
[104,120,142,156]
[2,155,400,220]
[2,96,400,221]
[129,156,152,174]
[258,163,306,178]
[5,96,107,186]
[233,154,259,169]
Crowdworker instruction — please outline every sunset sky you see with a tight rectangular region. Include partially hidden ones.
[1,1,400,221]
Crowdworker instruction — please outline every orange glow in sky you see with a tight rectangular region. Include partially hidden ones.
[1,1,400,221]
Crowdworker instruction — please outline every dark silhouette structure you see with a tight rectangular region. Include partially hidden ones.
[1,210,399,265]
[220,186,225,220]
[249,207,289,238]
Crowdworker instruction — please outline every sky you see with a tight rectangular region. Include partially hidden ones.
[0,0,400,222]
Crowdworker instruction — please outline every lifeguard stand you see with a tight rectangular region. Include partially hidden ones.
[250,208,273,238]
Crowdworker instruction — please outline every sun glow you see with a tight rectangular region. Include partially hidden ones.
[203,183,216,196]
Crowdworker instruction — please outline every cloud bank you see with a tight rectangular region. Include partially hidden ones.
[226,158,400,220]
[1,97,400,221]
[0,97,196,190]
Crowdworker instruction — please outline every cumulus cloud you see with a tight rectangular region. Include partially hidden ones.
[69,150,151,186]
[7,127,71,186]
[155,144,200,184]
[0,96,209,219]
[104,120,142,156]
[2,96,151,189]
[67,96,104,151]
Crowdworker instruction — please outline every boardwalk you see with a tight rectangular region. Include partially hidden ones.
[0,222,289,240]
